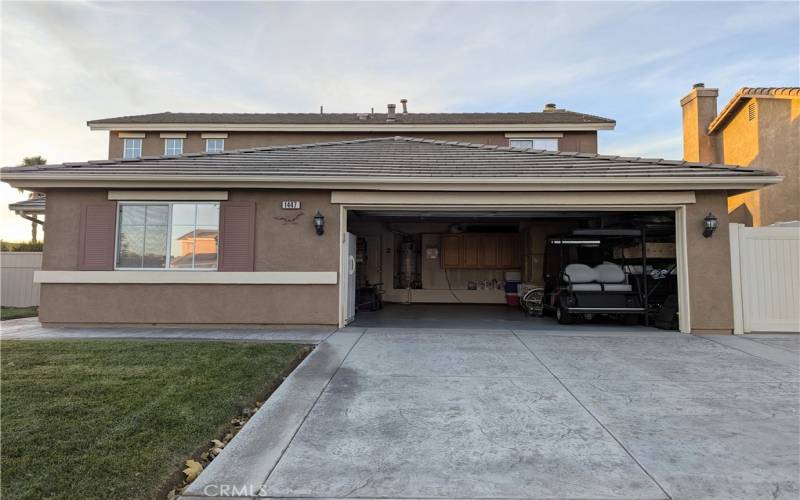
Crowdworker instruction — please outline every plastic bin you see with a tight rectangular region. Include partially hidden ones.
[505,293,520,307]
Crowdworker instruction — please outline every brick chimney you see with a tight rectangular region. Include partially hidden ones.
[680,83,719,163]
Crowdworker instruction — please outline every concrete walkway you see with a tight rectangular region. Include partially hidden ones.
[0,318,334,344]
[183,327,800,500]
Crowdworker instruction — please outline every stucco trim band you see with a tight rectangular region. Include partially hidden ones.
[34,271,337,285]
[107,190,229,201]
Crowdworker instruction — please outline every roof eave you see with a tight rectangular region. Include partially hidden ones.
[0,173,782,192]
[86,122,616,132]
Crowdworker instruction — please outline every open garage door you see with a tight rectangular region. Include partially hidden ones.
[340,207,686,332]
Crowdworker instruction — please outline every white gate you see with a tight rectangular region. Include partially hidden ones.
[730,223,800,333]
[1,252,42,307]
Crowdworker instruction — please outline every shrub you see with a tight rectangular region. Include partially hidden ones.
[0,241,43,252]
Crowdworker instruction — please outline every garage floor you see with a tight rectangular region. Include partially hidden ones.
[185,327,799,500]
[353,302,658,331]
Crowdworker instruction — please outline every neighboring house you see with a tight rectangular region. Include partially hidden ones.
[86,102,615,159]
[681,85,799,226]
[1,113,781,335]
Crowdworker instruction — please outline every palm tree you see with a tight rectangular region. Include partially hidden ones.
[17,156,47,243]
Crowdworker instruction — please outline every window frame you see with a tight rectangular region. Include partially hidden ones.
[114,201,220,271]
[508,137,559,151]
[205,138,225,153]
[164,138,184,156]
[122,138,143,159]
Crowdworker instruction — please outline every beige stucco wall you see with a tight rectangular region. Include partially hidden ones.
[107,130,599,159]
[39,187,738,332]
[723,97,800,226]
[38,188,341,325]
[685,191,734,333]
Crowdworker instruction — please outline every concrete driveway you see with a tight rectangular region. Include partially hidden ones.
[184,328,799,500]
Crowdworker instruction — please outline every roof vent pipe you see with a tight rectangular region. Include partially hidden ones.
[543,103,557,112]
[387,104,396,121]
[320,106,324,114]
[400,99,408,113]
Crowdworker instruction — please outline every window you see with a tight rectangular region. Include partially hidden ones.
[509,138,559,151]
[123,138,142,159]
[164,138,184,155]
[206,138,225,153]
[116,202,220,270]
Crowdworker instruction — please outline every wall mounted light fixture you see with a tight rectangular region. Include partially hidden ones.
[313,211,325,235]
[703,212,718,238]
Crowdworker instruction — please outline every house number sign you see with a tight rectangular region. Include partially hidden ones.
[281,201,301,209]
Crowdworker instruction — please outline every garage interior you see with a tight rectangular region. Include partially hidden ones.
[347,209,680,330]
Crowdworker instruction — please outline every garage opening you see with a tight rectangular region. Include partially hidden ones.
[343,209,680,331]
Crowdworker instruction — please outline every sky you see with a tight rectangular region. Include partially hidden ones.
[1,1,798,241]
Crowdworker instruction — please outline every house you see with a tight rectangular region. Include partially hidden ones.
[1,103,782,334]
[681,85,799,226]
[86,102,615,159]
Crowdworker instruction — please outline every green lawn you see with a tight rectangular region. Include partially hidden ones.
[1,306,38,321]
[1,340,308,499]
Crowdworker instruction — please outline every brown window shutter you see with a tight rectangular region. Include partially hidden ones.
[79,203,117,270]
[218,201,255,271]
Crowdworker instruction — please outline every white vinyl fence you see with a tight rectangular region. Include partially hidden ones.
[1,252,42,307]
[730,224,800,333]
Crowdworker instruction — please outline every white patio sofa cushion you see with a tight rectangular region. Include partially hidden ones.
[563,264,597,284]
[571,283,603,291]
[602,283,633,291]
[594,263,627,283]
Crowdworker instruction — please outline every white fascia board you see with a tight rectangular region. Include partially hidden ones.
[35,271,337,285]
[89,123,616,132]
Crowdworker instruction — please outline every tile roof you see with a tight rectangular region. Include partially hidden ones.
[87,110,615,126]
[8,196,46,213]
[1,137,777,182]
[708,87,800,134]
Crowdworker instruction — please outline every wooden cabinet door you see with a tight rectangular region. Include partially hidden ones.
[441,234,461,268]
[480,235,499,268]
[498,234,521,268]
[462,234,481,268]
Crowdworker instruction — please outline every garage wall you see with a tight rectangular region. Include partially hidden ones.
[686,191,734,333]
[38,188,340,325]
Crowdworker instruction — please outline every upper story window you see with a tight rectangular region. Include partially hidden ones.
[205,139,225,153]
[164,138,184,156]
[509,138,559,151]
[116,202,220,270]
[123,138,142,159]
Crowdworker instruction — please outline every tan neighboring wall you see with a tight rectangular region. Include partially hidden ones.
[107,130,598,159]
[724,97,800,226]
[682,85,799,227]
[38,188,340,325]
[685,190,734,333]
